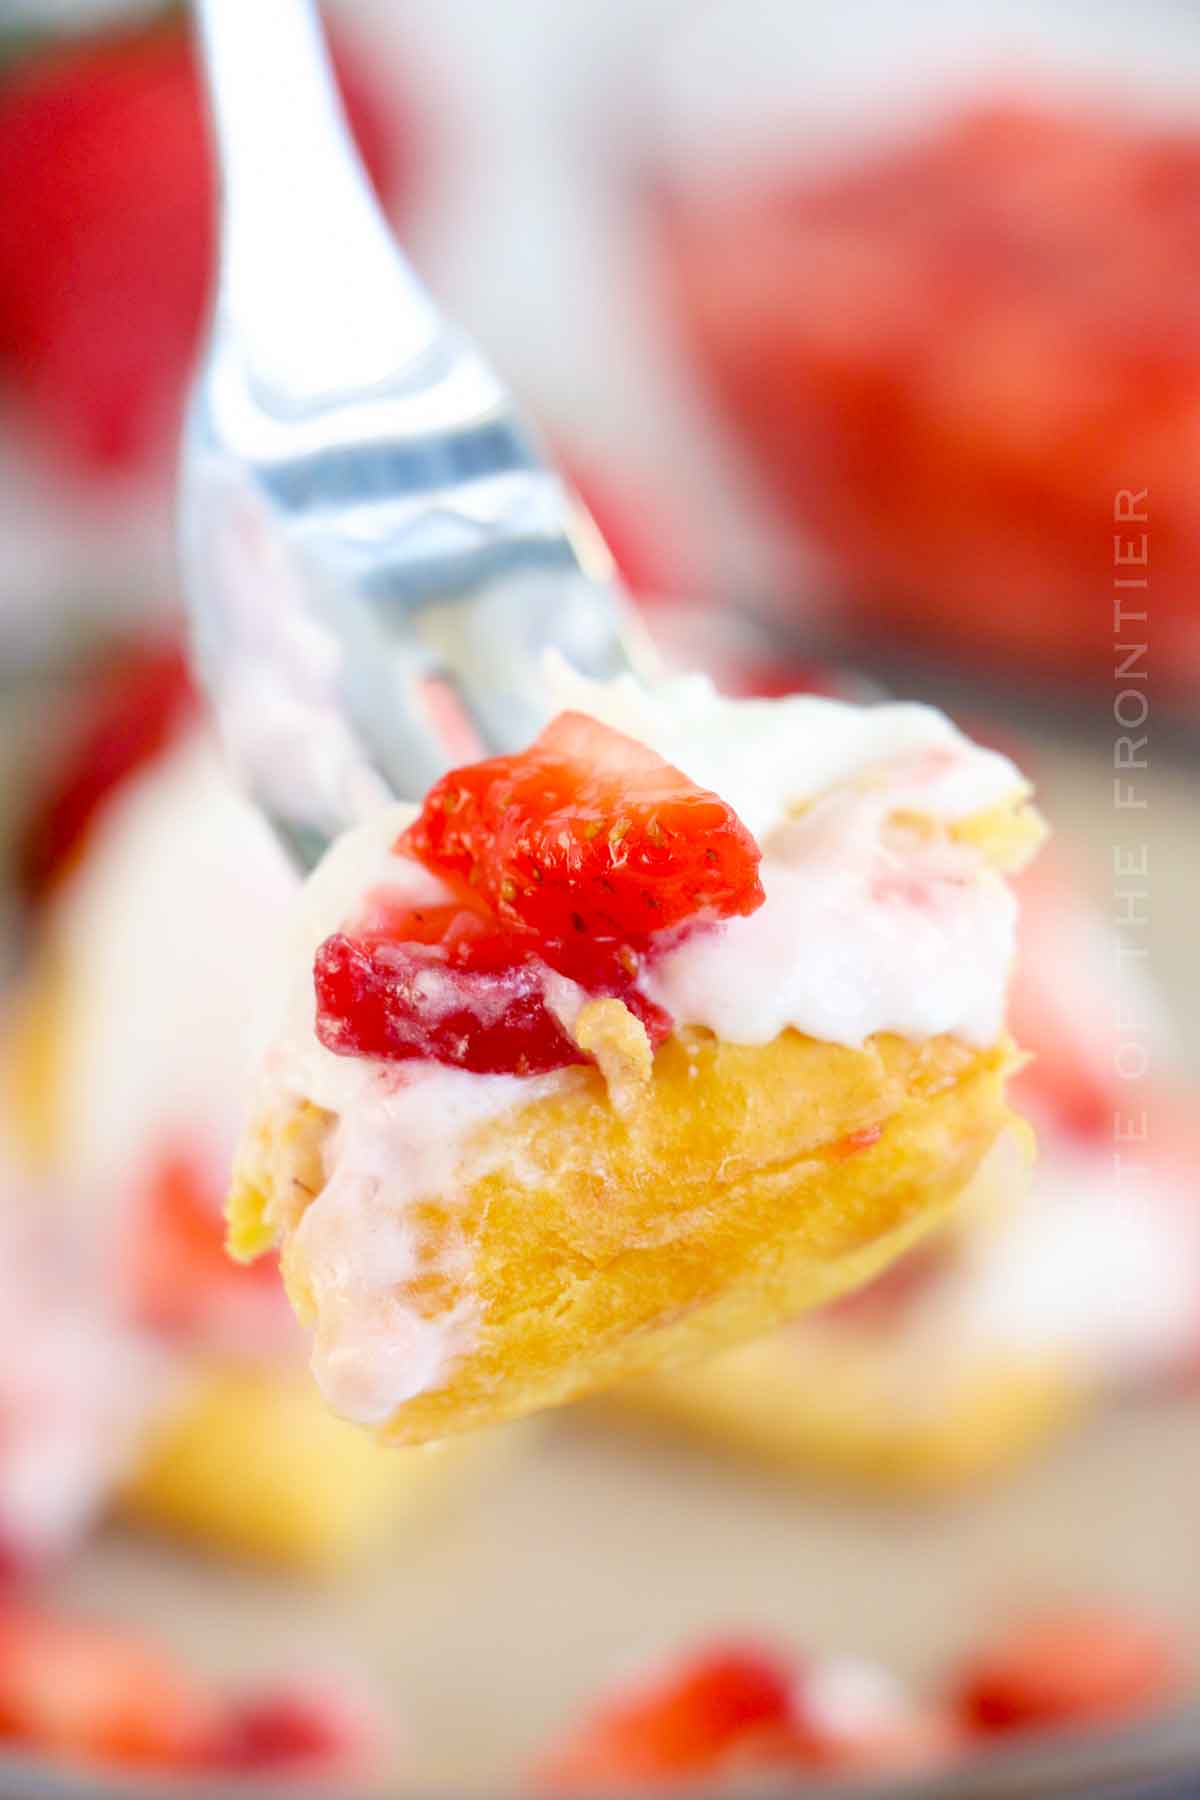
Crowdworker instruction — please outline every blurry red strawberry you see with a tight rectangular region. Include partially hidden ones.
[131,1146,279,1342]
[218,1679,385,1781]
[534,1642,795,1792]
[536,1640,969,1793]
[19,640,196,898]
[0,13,410,476]
[0,1604,221,1770]
[957,1609,1184,1736]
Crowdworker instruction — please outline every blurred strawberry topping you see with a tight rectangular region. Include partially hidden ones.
[0,14,411,479]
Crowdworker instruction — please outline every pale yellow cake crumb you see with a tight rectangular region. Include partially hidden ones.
[572,998,653,1109]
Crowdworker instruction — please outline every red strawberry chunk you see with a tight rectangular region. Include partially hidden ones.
[316,930,584,1077]
[535,1643,795,1793]
[0,1605,221,1771]
[315,902,671,1077]
[956,1610,1184,1736]
[402,712,764,945]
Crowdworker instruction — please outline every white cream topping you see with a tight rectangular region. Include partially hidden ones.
[256,671,1030,1423]
[564,666,1024,1049]
[647,774,1016,1049]
[291,1066,553,1426]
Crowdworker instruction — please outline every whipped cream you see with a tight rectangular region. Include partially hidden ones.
[565,667,1024,1047]
[647,772,1016,1048]
[252,671,1031,1425]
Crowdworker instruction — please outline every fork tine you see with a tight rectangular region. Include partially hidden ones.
[183,0,655,868]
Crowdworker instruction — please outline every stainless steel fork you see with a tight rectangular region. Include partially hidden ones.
[180,0,650,869]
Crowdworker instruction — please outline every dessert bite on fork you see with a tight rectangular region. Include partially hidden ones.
[228,669,1044,1444]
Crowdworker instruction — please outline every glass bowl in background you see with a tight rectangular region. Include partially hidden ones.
[642,0,1200,710]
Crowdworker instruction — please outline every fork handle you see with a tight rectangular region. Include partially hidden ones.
[192,0,440,398]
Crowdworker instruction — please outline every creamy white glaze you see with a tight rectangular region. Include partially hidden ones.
[255,671,1031,1423]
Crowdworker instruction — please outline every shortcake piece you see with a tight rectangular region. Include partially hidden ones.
[229,673,1044,1444]
[615,1139,1078,1495]
[119,1362,481,1569]
[2,650,505,1565]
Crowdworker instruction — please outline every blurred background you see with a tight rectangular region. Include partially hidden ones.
[0,0,1195,1792]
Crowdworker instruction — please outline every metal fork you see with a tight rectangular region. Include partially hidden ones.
[180,0,650,869]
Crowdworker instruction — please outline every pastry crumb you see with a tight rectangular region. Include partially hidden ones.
[573,998,653,1109]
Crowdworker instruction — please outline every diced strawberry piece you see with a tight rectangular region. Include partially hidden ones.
[535,1643,795,1793]
[316,930,585,1077]
[957,1609,1184,1735]
[403,712,764,946]
[21,643,196,898]
[218,1682,382,1780]
[0,18,408,477]
[317,714,753,1076]
[0,1605,222,1770]
[315,909,671,1077]
[131,1148,279,1340]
